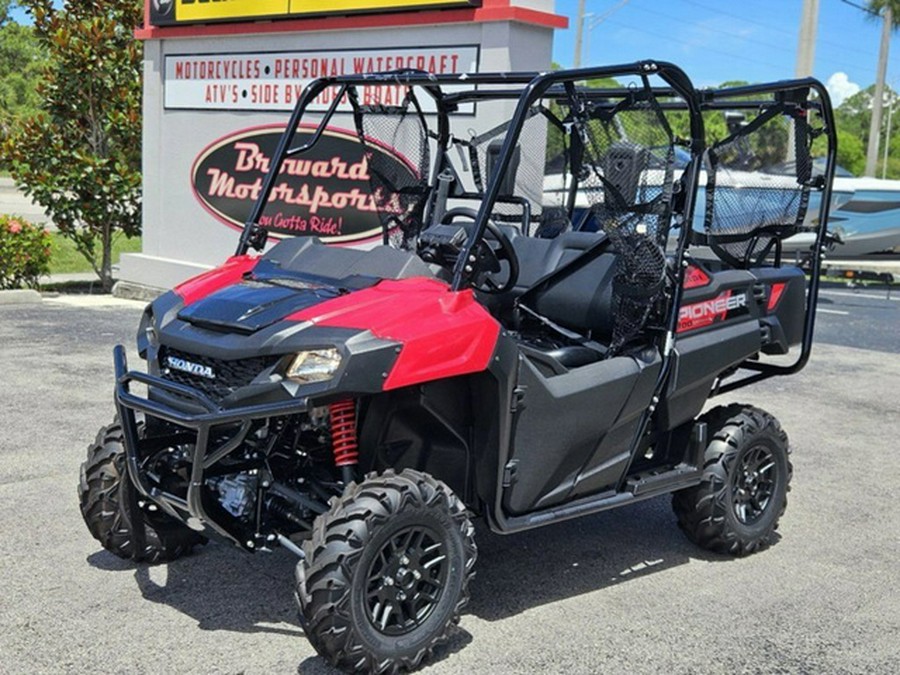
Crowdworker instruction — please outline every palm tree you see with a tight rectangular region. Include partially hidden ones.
[864,1,900,176]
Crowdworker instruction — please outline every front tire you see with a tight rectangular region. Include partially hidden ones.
[296,469,476,674]
[672,404,792,556]
[78,420,202,563]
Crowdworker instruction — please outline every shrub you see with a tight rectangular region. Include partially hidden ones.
[4,0,143,292]
[0,215,51,289]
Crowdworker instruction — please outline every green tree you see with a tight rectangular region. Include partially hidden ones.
[863,1,900,175]
[832,87,873,174]
[2,0,142,291]
[867,0,900,15]
[0,1,45,138]
[835,129,867,176]
[826,84,900,178]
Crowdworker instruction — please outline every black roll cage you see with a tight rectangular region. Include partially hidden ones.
[234,61,838,394]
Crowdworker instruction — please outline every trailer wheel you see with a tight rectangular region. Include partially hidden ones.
[672,404,792,556]
[78,419,202,563]
[296,469,476,673]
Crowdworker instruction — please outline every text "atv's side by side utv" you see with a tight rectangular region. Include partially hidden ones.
[79,62,837,673]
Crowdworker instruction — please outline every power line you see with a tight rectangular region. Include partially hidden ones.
[678,0,880,60]
[631,0,882,75]
[628,3,799,57]
[581,0,892,84]
[575,0,632,67]
[839,0,879,17]
[603,17,787,71]
[677,0,798,37]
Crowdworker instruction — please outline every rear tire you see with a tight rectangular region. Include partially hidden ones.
[78,420,202,563]
[672,404,792,556]
[296,469,476,674]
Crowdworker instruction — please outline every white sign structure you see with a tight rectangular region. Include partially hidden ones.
[164,46,480,112]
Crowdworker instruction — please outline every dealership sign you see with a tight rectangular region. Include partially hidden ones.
[192,125,417,243]
[150,0,481,26]
[165,47,479,112]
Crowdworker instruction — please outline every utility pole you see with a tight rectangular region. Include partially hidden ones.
[574,0,586,68]
[573,0,631,68]
[882,86,894,178]
[865,6,892,177]
[789,0,819,164]
[795,0,820,77]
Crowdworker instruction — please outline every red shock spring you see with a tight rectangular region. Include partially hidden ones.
[329,399,359,467]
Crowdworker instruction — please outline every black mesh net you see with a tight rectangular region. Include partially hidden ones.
[702,101,824,267]
[444,104,553,235]
[355,94,431,249]
[580,105,676,247]
[610,234,668,350]
[449,84,679,353]
[474,109,551,233]
[576,95,675,351]
[246,72,833,366]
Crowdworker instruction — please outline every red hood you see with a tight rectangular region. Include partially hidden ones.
[288,277,501,390]
[174,255,259,306]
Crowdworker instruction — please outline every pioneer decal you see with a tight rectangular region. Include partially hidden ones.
[192,125,416,243]
[677,291,749,333]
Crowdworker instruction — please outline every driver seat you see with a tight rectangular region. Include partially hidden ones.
[501,231,619,368]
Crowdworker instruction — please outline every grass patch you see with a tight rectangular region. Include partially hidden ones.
[49,233,142,274]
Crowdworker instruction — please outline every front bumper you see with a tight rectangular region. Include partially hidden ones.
[113,345,309,546]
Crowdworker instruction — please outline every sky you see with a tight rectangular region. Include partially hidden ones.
[550,0,898,106]
[8,1,895,108]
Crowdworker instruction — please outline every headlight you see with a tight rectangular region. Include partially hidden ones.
[286,348,342,384]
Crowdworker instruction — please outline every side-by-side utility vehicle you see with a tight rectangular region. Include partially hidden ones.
[79,62,837,673]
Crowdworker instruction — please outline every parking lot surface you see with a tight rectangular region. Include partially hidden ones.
[0,289,897,674]
[815,285,899,353]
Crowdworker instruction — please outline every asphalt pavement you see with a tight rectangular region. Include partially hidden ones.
[0,176,51,227]
[0,293,898,674]
[815,283,899,353]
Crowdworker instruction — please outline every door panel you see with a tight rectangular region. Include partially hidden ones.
[503,353,659,514]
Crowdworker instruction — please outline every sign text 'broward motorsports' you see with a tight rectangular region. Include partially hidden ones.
[164,47,479,112]
[150,0,481,26]
[192,125,417,244]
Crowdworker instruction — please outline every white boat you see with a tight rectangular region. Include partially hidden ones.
[542,166,900,257]
[786,174,900,256]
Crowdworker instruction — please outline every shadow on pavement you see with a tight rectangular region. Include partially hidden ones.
[87,544,304,637]
[467,495,736,622]
[85,496,736,644]
[296,630,473,674]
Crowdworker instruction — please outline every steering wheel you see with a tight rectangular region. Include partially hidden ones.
[440,207,520,294]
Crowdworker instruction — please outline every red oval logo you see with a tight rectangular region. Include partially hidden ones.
[191,124,416,244]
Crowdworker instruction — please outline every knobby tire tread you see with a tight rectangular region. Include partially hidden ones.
[78,421,201,564]
[672,404,792,556]
[296,469,476,674]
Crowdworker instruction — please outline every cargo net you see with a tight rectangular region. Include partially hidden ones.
[575,92,675,352]
[353,91,431,249]
[703,101,824,268]
[456,87,679,353]
[448,104,554,235]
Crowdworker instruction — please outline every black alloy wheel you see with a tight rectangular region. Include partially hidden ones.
[731,444,777,526]
[364,525,450,636]
[296,469,476,674]
[672,404,792,556]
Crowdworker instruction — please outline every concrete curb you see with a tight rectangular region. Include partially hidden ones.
[41,272,100,286]
[112,280,166,303]
[0,289,42,305]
